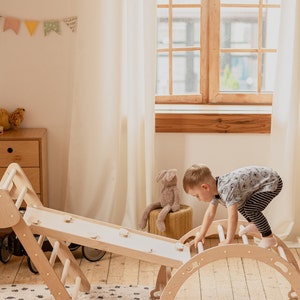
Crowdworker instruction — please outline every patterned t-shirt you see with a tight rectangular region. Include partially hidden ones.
[211,166,281,208]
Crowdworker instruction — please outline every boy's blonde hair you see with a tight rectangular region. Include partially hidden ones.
[183,164,214,193]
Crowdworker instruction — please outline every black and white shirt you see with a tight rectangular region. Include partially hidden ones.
[211,166,281,208]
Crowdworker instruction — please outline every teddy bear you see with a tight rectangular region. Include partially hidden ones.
[139,169,181,232]
[0,108,25,130]
[9,108,26,129]
[0,109,11,130]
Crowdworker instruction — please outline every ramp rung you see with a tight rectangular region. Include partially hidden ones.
[1,168,16,190]
[49,241,60,266]
[15,186,27,210]
[72,276,82,300]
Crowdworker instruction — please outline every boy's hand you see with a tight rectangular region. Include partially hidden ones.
[194,232,205,248]
[218,239,233,246]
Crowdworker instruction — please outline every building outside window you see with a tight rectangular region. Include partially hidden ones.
[156,0,281,106]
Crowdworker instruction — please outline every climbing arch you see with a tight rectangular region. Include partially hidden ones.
[152,220,300,299]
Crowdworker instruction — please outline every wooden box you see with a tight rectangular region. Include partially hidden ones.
[148,204,192,239]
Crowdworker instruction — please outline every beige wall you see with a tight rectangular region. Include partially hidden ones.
[0,0,76,210]
[0,2,272,226]
[155,133,271,227]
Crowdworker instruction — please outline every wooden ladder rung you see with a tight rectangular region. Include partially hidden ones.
[15,186,27,210]
[72,276,82,300]
[217,224,226,242]
[195,232,204,253]
[37,235,45,246]
[239,225,249,244]
[61,258,70,285]
[1,168,16,190]
[278,246,288,261]
[49,241,60,266]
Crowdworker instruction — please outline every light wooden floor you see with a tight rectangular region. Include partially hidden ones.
[0,238,299,299]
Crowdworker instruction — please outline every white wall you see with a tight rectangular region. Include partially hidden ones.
[155,133,271,227]
[0,0,76,210]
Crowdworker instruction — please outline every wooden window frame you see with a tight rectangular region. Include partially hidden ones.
[155,0,280,133]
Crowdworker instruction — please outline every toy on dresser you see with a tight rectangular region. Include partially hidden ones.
[139,169,181,232]
[0,108,25,130]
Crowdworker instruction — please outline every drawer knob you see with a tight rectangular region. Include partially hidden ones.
[7,148,13,153]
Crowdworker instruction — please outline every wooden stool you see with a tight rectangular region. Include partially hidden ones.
[148,204,192,239]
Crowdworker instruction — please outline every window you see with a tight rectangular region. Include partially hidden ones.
[155,0,281,133]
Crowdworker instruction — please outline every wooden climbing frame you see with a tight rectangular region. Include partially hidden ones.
[0,163,299,299]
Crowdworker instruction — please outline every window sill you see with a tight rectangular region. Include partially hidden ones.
[155,105,272,133]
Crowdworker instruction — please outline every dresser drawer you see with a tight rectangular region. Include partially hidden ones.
[0,141,39,167]
[0,128,48,206]
[0,167,40,193]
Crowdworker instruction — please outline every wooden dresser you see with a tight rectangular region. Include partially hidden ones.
[0,128,48,206]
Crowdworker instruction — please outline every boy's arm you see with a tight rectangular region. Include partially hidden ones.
[222,203,238,244]
[194,203,218,247]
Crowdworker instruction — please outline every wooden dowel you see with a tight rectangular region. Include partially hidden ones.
[72,276,82,300]
[197,242,204,253]
[239,225,249,244]
[15,186,27,210]
[278,246,287,261]
[61,258,70,285]
[195,232,204,253]
[37,235,45,246]
[217,224,225,242]
[1,168,16,190]
[49,241,60,266]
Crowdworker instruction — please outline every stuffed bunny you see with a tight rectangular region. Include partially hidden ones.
[139,169,181,232]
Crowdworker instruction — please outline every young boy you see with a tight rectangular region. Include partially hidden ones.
[183,164,283,248]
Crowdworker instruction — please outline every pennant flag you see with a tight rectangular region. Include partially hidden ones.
[44,20,60,36]
[3,17,21,34]
[63,16,78,32]
[25,20,39,36]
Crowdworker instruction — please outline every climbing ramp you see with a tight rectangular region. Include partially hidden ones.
[0,163,190,299]
[0,163,300,299]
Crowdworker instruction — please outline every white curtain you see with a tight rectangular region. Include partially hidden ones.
[269,0,300,243]
[64,0,156,228]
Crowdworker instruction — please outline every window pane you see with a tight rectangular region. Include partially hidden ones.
[157,0,168,4]
[173,51,200,94]
[157,8,169,49]
[263,0,280,4]
[262,53,277,92]
[156,53,169,95]
[262,8,280,49]
[173,7,200,47]
[173,0,201,4]
[221,0,259,3]
[220,53,258,92]
[221,8,258,49]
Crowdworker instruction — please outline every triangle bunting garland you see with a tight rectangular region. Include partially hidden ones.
[63,16,78,33]
[3,17,21,34]
[0,14,77,36]
[44,20,60,36]
[25,20,39,36]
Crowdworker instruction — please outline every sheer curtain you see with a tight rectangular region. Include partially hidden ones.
[268,0,300,243]
[64,0,156,228]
